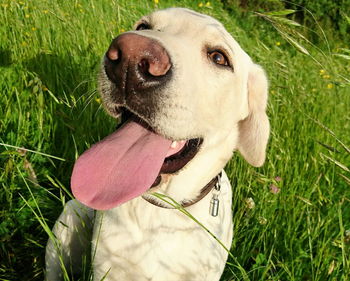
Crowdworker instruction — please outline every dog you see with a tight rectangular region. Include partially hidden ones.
[45,7,269,281]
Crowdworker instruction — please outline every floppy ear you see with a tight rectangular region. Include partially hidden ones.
[237,64,270,167]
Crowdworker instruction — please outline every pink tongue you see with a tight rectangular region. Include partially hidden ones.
[71,121,184,210]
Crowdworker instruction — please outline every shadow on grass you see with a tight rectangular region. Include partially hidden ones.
[24,53,91,95]
[0,48,12,67]
[0,53,101,281]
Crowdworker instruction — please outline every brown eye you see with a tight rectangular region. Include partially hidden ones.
[208,51,229,66]
[136,22,151,31]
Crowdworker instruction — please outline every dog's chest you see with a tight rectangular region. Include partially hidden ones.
[91,180,233,281]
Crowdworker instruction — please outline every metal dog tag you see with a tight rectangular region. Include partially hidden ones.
[210,195,219,217]
[209,174,221,217]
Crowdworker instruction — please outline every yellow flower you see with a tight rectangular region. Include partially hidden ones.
[319,69,325,75]
[32,27,36,31]
[323,74,330,79]
[327,83,333,89]
[120,28,125,33]
[154,0,159,4]
[205,1,211,7]
[43,10,49,14]
[198,2,203,7]
[25,14,30,18]
[276,41,281,46]
[95,98,101,104]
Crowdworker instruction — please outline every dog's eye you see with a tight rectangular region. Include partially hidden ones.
[208,51,229,66]
[135,22,151,31]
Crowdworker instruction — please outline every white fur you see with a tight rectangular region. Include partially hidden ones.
[46,8,269,281]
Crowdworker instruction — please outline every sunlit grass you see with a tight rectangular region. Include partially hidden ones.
[0,0,349,280]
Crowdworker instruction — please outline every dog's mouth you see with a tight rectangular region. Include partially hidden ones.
[70,107,202,210]
[118,108,203,188]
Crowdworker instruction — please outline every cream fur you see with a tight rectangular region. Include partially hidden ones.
[46,8,269,281]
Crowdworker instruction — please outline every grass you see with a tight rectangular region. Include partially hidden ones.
[0,0,349,280]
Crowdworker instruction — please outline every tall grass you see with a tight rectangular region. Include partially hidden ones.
[0,0,349,280]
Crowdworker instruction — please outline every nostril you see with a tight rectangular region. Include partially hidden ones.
[138,59,150,74]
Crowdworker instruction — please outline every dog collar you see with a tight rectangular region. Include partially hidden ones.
[143,172,222,211]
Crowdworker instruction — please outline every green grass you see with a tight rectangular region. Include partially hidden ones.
[0,0,349,280]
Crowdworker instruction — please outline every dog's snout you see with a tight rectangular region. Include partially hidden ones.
[105,33,171,88]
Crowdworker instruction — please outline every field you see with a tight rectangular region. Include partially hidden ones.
[0,0,349,280]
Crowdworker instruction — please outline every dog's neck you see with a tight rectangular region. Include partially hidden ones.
[142,172,222,211]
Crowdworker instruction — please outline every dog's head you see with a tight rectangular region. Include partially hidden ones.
[71,8,270,210]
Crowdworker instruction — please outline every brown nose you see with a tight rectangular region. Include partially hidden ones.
[104,33,171,89]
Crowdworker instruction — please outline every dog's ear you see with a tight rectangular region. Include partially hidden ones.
[237,64,270,167]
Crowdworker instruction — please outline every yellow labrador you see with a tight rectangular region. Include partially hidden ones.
[46,8,269,281]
